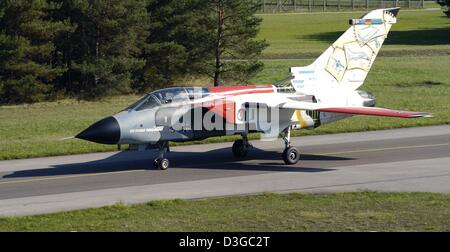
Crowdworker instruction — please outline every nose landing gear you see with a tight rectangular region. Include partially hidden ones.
[154,141,170,170]
[154,158,170,170]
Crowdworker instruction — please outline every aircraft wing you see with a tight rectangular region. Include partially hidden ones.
[277,101,432,118]
[315,107,432,118]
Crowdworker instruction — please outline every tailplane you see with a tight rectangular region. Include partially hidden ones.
[290,8,399,92]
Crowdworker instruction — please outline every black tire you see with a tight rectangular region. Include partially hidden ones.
[282,146,300,165]
[232,139,248,158]
[154,158,170,170]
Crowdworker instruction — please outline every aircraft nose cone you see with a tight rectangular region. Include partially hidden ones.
[76,116,121,144]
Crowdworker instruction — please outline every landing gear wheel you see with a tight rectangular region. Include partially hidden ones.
[232,139,249,158]
[154,158,170,170]
[282,146,300,165]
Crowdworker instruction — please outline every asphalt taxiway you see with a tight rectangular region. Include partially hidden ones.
[0,125,449,216]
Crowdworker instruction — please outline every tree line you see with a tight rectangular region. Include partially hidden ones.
[0,0,267,104]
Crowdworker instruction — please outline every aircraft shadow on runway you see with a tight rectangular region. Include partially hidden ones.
[3,147,353,178]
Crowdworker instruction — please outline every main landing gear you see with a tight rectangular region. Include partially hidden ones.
[231,126,300,165]
[281,126,300,165]
[154,141,170,170]
[232,135,252,158]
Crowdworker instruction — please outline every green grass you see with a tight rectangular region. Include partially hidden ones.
[258,9,450,58]
[0,96,138,160]
[0,8,449,160]
[424,1,440,9]
[0,192,449,231]
[257,0,429,13]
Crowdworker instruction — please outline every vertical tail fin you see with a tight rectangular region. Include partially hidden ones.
[291,8,399,92]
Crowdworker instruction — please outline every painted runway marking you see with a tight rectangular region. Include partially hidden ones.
[1,142,449,186]
[0,169,145,186]
[320,143,450,156]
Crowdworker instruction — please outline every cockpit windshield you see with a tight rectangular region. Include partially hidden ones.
[125,94,150,111]
[152,87,190,104]
[126,87,211,111]
[135,95,159,111]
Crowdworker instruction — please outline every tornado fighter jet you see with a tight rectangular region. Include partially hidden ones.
[75,8,431,170]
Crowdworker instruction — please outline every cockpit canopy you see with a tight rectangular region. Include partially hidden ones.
[127,87,210,111]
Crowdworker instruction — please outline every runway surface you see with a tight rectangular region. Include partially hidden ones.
[0,125,449,216]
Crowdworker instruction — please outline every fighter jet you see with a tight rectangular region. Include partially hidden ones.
[75,8,431,170]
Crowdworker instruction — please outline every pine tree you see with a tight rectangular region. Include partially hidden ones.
[0,0,71,104]
[138,0,267,90]
[207,0,268,86]
[134,0,214,92]
[55,0,149,98]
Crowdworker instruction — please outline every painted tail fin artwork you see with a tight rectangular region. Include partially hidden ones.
[290,8,399,93]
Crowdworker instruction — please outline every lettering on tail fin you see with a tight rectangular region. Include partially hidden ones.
[290,8,399,92]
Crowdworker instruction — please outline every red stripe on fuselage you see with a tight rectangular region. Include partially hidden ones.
[202,85,273,124]
[208,85,274,96]
[202,98,236,124]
